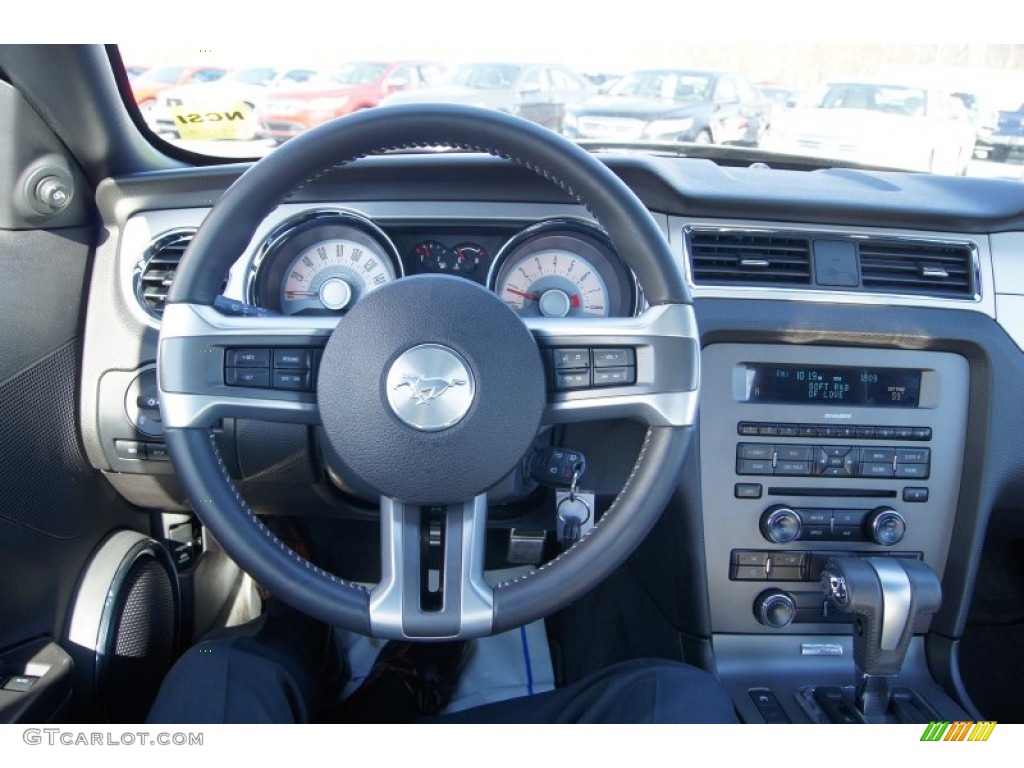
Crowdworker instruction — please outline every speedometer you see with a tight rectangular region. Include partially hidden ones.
[488,220,637,318]
[249,210,402,316]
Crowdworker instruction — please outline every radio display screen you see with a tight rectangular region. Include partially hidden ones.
[742,364,922,407]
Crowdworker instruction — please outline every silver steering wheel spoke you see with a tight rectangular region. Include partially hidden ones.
[526,303,700,427]
[370,494,493,640]
[158,302,334,429]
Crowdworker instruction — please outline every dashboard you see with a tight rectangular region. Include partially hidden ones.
[77,151,1024,723]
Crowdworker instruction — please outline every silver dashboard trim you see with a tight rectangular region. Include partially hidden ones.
[670,218,996,318]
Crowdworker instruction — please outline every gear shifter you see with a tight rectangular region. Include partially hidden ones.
[819,557,942,719]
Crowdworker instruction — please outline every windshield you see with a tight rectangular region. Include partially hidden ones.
[446,64,522,90]
[333,62,388,85]
[606,71,712,101]
[119,39,1024,179]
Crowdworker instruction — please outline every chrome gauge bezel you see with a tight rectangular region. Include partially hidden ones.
[246,208,404,314]
[486,218,640,318]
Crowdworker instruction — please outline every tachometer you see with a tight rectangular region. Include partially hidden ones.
[488,220,636,318]
[250,210,402,315]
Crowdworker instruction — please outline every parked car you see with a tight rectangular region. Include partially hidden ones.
[979,100,1024,162]
[256,61,441,143]
[150,66,321,139]
[563,68,767,145]
[125,65,149,81]
[129,64,227,116]
[380,62,592,132]
[763,79,977,174]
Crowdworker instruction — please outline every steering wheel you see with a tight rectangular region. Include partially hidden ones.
[158,104,700,640]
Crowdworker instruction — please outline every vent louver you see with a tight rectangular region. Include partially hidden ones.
[688,231,812,286]
[136,230,195,318]
[859,241,975,299]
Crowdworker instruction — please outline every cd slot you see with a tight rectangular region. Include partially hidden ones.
[766,487,897,498]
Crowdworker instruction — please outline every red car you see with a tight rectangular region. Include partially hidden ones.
[256,61,440,142]
[130,64,228,116]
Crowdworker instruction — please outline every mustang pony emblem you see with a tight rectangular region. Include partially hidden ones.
[393,374,467,405]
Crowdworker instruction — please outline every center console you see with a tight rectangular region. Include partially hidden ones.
[699,343,971,722]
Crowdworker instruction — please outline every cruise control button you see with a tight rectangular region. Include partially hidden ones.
[272,370,311,391]
[592,348,635,368]
[273,349,311,369]
[592,367,634,387]
[226,348,270,368]
[552,349,590,369]
[226,368,271,388]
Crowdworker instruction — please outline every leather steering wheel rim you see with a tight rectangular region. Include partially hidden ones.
[159,103,698,638]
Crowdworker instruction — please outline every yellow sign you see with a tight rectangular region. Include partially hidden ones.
[169,101,256,142]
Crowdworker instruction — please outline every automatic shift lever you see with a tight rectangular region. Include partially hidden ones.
[820,557,942,717]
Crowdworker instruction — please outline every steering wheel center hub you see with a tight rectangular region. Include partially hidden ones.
[385,344,476,431]
[316,274,546,504]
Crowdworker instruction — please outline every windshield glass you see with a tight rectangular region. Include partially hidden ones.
[607,71,712,101]
[447,64,522,89]
[333,62,388,85]
[119,36,1024,179]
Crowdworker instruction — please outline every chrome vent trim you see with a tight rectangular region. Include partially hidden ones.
[859,240,975,298]
[688,230,812,285]
[134,229,195,319]
[685,225,980,301]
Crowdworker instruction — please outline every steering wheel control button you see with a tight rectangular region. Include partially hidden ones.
[385,344,476,432]
[273,370,311,391]
[553,349,590,369]
[115,440,147,460]
[592,348,635,368]
[592,367,634,387]
[226,368,271,388]
[226,348,271,367]
[273,349,312,369]
[555,371,590,390]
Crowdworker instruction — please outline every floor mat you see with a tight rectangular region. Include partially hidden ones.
[336,567,555,714]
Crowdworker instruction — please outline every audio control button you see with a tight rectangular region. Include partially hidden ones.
[861,447,896,463]
[859,462,895,478]
[895,463,929,479]
[737,459,773,475]
[776,460,812,476]
[777,445,814,462]
[737,444,774,460]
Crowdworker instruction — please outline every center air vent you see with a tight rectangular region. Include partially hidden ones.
[135,229,195,319]
[688,231,812,286]
[859,240,975,299]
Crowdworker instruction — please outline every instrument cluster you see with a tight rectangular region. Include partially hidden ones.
[246,209,639,319]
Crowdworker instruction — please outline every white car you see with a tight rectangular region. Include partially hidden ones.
[149,66,320,139]
[763,80,977,175]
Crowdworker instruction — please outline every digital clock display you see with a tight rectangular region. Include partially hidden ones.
[743,364,922,407]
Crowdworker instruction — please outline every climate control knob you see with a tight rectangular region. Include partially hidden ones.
[865,507,906,546]
[753,589,797,628]
[760,505,802,544]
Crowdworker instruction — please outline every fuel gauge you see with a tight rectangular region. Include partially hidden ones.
[412,240,455,272]
[452,242,486,274]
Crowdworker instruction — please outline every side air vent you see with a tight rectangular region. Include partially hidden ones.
[688,230,812,286]
[135,229,195,319]
[859,240,975,298]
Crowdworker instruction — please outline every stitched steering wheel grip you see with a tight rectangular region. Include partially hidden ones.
[161,104,697,638]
